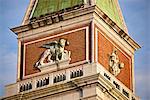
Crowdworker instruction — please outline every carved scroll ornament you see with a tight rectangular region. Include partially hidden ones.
[109,49,124,76]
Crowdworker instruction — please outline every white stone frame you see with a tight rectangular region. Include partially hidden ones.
[23,26,89,79]
[95,26,132,90]
[93,11,137,92]
[91,21,95,62]
[96,27,132,67]
[29,0,38,19]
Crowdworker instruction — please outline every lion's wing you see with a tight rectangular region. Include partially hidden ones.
[42,41,58,48]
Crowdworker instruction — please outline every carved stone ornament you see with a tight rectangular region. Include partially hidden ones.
[35,38,71,70]
[109,48,124,76]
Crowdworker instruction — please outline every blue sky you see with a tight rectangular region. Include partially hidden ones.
[0,0,149,100]
[119,1,149,100]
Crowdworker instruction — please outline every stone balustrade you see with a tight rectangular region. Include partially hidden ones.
[5,63,138,100]
[97,63,138,100]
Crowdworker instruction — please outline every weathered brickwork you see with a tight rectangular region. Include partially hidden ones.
[96,27,132,90]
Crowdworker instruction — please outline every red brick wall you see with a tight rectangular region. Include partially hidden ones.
[96,27,132,90]
[24,29,86,76]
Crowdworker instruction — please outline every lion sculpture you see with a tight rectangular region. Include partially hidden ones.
[35,38,70,68]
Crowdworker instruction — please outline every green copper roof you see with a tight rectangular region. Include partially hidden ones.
[32,0,83,17]
[96,0,124,29]
[32,0,124,30]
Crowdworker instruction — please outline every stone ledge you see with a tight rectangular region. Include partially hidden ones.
[11,5,140,51]
[3,71,139,100]
[38,59,71,72]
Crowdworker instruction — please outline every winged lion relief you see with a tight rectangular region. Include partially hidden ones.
[35,38,71,69]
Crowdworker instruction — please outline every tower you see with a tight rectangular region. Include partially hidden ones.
[3,0,140,100]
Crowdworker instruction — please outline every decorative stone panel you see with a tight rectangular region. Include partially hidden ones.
[24,28,87,76]
[96,27,132,90]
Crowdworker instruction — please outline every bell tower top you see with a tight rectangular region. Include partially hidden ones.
[22,0,127,32]
[4,0,140,99]
[31,0,84,18]
[96,0,127,32]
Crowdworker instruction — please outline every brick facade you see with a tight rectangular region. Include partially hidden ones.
[96,27,132,90]
[24,29,87,76]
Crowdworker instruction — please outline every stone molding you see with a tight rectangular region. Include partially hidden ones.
[22,26,89,79]
[4,63,139,100]
[11,5,140,51]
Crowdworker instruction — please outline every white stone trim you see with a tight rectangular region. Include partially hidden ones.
[23,27,89,77]
[19,12,93,41]
[25,27,87,45]
[22,0,36,25]
[91,21,95,62]
[86,27,89,61]
[132,56,135,93]
[93,13,134,55]
[29,0,38,19]
[94,21,133,90]
[95,28,131,60]
[23,44,26,78]
[84,0,87,4]
[17,40,21,81]
[90,0,96,6]
[96,63,138,100]
[95,23,98,62]
[114,0,128,33]
[23,60,87,79]
[5,63,139,99]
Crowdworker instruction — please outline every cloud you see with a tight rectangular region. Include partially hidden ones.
[0,51,17,96]
[0,0,29,97]
[135,70,150,100]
